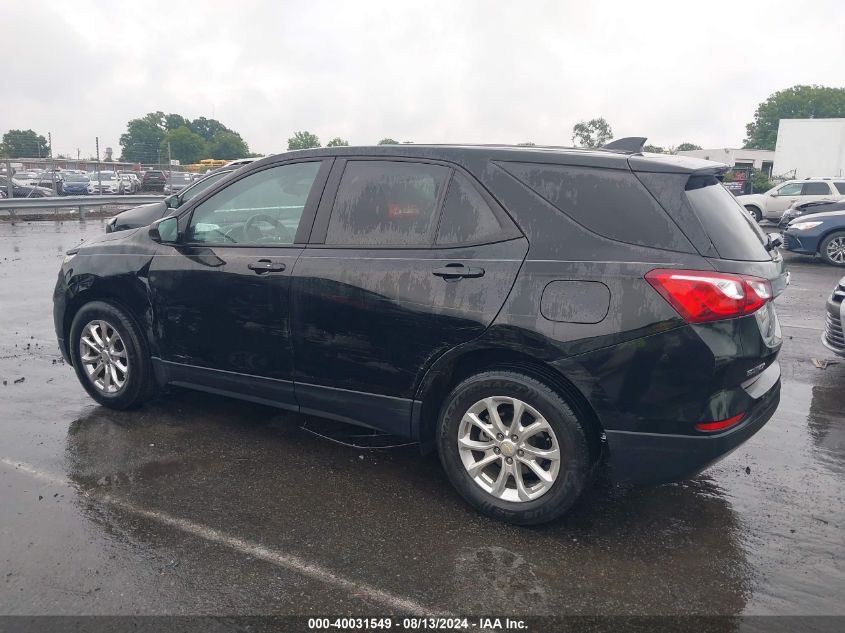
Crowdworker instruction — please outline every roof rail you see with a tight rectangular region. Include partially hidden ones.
[601,137,647,153]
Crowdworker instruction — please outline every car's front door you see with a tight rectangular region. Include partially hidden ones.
[290,159,528,435]
[766,182,803,216]
[147,159,331,409]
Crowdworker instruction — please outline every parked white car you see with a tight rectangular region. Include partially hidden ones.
[737,178,845,222]
[87,171,124,195]
[119,173,141,194]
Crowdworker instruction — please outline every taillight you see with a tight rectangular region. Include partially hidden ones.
[695,413,745,432]
[645,269,772,323]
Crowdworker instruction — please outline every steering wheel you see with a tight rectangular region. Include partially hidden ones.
[243,213,294,243]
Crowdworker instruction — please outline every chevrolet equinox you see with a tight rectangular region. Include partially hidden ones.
[54,142,786,524]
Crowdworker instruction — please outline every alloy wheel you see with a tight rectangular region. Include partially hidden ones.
[79,320,129,393]
[826,236,845,263]
[457,396,561,502]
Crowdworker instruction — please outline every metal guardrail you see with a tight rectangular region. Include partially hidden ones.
[0,194,164,210]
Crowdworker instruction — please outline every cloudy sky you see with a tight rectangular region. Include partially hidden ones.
[1,0,844,158]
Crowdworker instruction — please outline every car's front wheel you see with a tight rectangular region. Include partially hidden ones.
[820,231,845,267]
[437,371,591,525]
[69,301,156,409]
[744,205,763,222]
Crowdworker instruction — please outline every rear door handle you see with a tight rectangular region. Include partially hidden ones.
[432,264,485,280]
[248,259,286,274]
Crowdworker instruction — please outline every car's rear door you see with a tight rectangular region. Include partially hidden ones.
[147,159,332,409]
[800,181,836,203]
[290,158,528,435]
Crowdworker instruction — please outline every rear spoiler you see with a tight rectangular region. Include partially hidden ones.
[601,137,647,153]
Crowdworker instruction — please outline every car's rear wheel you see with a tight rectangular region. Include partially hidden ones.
[437,371,590,525]
[744,205,763,222]
[69,301,156,409]
[820,231,845,266]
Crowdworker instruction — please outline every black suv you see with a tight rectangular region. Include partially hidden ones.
[141,170,167,192]
[53,143,786,524]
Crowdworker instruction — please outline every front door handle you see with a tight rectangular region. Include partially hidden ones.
[248,259,286,274]
[432,263,485,280]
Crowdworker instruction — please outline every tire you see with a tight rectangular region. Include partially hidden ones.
[819,231,845,267]
[69,301,156,409]
[744,205,763,222]
[436,371,591,525]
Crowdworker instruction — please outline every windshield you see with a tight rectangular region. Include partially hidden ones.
[63,174,88,183]
[92,173,118,181]
[171,172,192,181]
[181,171,229,203]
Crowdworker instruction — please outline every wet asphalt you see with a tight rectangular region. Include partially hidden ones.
[0,220,843,618]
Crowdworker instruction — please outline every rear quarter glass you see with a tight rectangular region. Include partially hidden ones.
[684,176,771,262]
[498,162,695,253]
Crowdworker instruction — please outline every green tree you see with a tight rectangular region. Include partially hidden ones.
[744,85,845,150]
[675,142,702,152]
[377,138,399,145]
[326,137,349,147]
[571,118,613,148]
[165,114,190,131]
[643,144,665,153]
[120,112,168,162]
[288,131,321,150]
[161,126,207,165]
[1,129,50,158]
[189,117,233,143]
[207,131,250,159]
[751,169,773,193]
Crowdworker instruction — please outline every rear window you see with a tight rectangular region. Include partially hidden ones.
[500,162,692,252]
[685,176,770,261]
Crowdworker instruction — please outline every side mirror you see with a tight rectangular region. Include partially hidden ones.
[165,194,179,209]
[149,216,179,244]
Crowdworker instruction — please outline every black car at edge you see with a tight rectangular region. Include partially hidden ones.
[53,141,786,524]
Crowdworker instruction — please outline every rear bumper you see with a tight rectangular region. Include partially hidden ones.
[605,360,781,484]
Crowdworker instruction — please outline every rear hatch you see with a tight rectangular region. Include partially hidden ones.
[632,162,786,380]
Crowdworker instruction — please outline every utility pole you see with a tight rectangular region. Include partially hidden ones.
[168,142,173,185]
[49,132,56,195]
[4,158,12,199]
[96,137,101,194]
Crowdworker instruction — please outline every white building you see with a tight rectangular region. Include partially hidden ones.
[675,147,775,176]
[773,118,845,179]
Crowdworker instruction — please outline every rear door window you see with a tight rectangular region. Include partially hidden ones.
[436,173,504,245]
[802,182,832,196]
[835,182,845,195]
[325,161,449,246]
[685,176,770,261]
